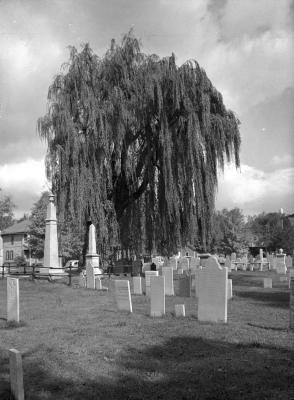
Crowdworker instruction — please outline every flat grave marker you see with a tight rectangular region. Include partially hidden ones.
[198,256,228,323]
[150,276,165,317]
[9,349,24,400]
[114,280,132,313]
[264,278,272,288]
[7,278,19,322]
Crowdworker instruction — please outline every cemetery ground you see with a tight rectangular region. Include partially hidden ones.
[0,271,293,400]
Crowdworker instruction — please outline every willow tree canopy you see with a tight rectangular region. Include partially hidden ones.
[38,31,240,256]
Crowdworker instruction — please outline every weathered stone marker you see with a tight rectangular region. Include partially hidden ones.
[198,256,228,323]
[9,349,24,400]
[145,271,159,296]
[263,277,272,288]
[114,280,132,312]
[133,276,142,295]
[7,278,19,322]
[290,277,294,330]
[162,267,174,295]
[175,304,185,317]
[177,275,191,297]
[150,276,165,317]
[86,264,95,289]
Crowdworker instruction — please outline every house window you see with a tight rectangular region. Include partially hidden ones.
[11,235,14,245]
[6,251,10,260]
[10,250,14,260]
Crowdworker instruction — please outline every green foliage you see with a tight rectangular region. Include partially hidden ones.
[14,255,27,268]
[210,208,249,255]
[28,191,84,260]
[38,30,241,256]
[246,212,294,254]
[0,188,15,231]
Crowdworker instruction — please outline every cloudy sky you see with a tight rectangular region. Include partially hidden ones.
[0,0,293,218]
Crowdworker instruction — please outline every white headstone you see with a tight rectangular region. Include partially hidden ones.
[263,278,272,288]
[162,267,174,295]
[175,304,185,317]
[231,252,236,262]
[190,257,200,269]
[86,224,100,268]
[133,276,142,295]
[9,349,24,400]
[145,271,159,296]
[150,276,165,317]
[86,264,95,289]
[227,279,233,299]
[225,256,231,270]
[198,256,228,323]
[7,278,19,322]
[179,257,189,271]
[177,268,183,275]
[114,280,132,312]
[79,271,86,287]
[276,253,287,274]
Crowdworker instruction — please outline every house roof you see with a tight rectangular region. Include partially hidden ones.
[1,219,31,236]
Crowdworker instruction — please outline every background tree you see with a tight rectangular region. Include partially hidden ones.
[210,208,249,255]
[38,31,241,257]
[0,188,15,231]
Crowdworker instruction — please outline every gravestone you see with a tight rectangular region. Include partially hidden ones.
[79,271,86,287]
[9,349,24,400]
[276,250,287,274]
[227,279,233,299]
[231,252,236,262]
[145,271,159,296]
[175,304,185,317]
[198,256,228,323]
[225,255,231,270]
[179,257,189,271]
[114,280,132,312]
[177,275,191,297]
[190,257,200,269]
[162,267,174,295]
[7,278,19,322]
[86,264,95,289]
[133,276,142,295]
[177,268,183,275]
[290,277,294,330]
[264,278,272,288]
[286,255,293,269]
[169,258,178,270]
[194,267,202,298]
[150,276,165,317]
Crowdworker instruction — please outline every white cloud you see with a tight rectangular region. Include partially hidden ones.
[216,163,294,215]
[0,159,48,217]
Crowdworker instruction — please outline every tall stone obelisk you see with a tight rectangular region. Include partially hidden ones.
[43,193,63,274]
[86,224,102,274]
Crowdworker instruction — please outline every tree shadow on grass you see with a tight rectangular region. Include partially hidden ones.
[1,336,294,400]
[235,289,289,309]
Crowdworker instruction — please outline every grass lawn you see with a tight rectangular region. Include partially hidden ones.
[0,271,293,399]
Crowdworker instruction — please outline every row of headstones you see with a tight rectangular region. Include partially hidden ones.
[114,257,233,322]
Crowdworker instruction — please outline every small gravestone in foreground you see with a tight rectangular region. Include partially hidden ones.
[150,276,165,317]
[175,304,185,317]
[263,278,272,288]
[133,276,142,295]
[9,349,24,400]
[7,278,19,323]
[114,280,132,312]
[145,271,159,296]
[198,256,228,323]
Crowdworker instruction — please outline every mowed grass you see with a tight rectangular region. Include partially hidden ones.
[0,271,293,400]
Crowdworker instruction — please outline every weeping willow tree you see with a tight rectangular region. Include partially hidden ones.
[38,31,240,257]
